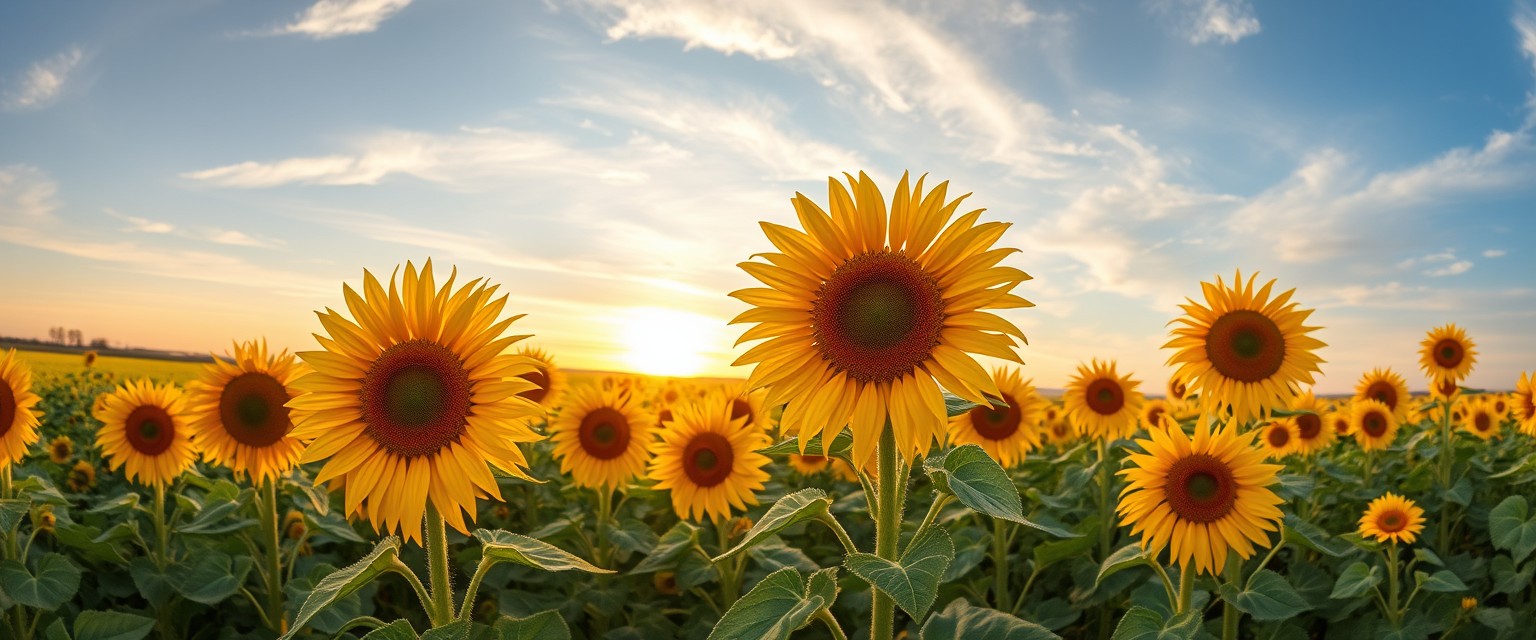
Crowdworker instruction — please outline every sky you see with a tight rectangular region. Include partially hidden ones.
[1,0,1533,393]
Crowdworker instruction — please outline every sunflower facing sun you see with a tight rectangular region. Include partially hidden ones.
[94,379,197,488]
[949,368,1048,468]
[1351,399,1399,451]
[186,339,308,484]
[1165,271,1325,426]
[1358,492,1426,545]
[513,345,567,421]
[729,172,1031,467]
[1063,359,1144,441]
[1283,391,1332,455]
[1419,324,1477,383]
[287,260,545,543]
[1459,397,1501,441]
[649,394,772,522]
[1354,368,1410,424]
[550,384,655,490]
[0,349,42,469]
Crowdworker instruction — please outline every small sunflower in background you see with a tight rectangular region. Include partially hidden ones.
[648,395,771,523]
[94,379,197,488]
[1419,323,1477,384]
[949,368,1048,467]
[1459,397,1501,440]
[1166,372,1192,404]
[1326,410,1353,439]
[1063,359,1144,441]
[1516,372,1536,437]
[1354,368,1410,423]
[551,384,654,490]
[0,349,43,469]
[1358,492,1426,545]
[1430,376,1460,403]
[67,460,96,493]
[1165,270,1325,426]
[83,350,99,368]
[1117,420,1284,576]
[789,454,831,476]
[1139,398,1177,432]
[1258,421,1297,459]
[1285,391,1332,455]
[1351,399,1399,451]
[513,345,566,424]
[719,382,767,435]
[186,340,307,485]
[48,435,74,464]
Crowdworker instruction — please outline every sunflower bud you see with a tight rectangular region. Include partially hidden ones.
[654,571,679,595]
[1461,596,1477,611]
[283,510,307,540]
[731,517,754,539]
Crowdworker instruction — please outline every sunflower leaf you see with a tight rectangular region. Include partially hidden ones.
[1281,514,1350,558]
[1267,408,1318,418]
[713,489,832,563]
[757,430,854,458]
[1489,495,1536,564]
[925,445,1075,538]
[633,521,701,574]
[0,553,82,610]
[1414,570,1467,593]
[1110,606,1201,640]
[920,598,1060,640]
[1329,561,1382,600]
[72,609,156,640]
[475,529,614,573]
[844,526,954,621]
[945,392,1003,418]
[281,537,403,640]
[360,620,419,640]
[0,499,30,534]
[1093,544,1152,591]
[493,610,572,640]
[706,567,826,640]
[1216,569,1309,621]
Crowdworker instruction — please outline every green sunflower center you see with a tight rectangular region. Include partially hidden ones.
[361,340,473,458]
[220,372,292,448]
[1205,310,1285,383]
[813,251,945,383]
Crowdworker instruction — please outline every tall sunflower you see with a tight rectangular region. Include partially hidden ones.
[729,172,1031,467]
[1354,368,1410,423]
[1284,391,1332,455]
[1419,324,1477,383]
[94,379,197,487]
[1351,399,1398,451]
[649,394,771,522]
[287,261,544,543]
[1258,421,1296,459]
[1358,493,1426,545]
[513,345,566,419]
[1117,421,1285,576]
[1459,397,1501,441]
[1165,271,1325,425]
[1516,372,1536,437]
[0,349,42,469]
[550,385,654,490]
[1063,359,1144,441]
[948,368,1048,467]
[186,340,308,484]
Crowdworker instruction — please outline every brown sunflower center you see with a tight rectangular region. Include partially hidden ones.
[1494,399,1507,414]
[1522,394,1536,420]
[1165,453,1237,523]
[1333,416,1351,435]
[579,407,631,460]
[730,397,754,428]
[1267,426,1291,448]
[969,392,1021,440]
[516,367,549,404]
[219,372,292,447]
[812,251,944,383]
[1436,378,1459,397]
[683,432,735,487]
[0,381,15,437]
[1205,310,1285,383]
[656,408,674,427]
[1169,379,1187,400]
[360,340,472,458]
[1362,411,1389,437]
[1378,510,1407,533]
[1433,339,1464,369]
[1295,413,1322,439]
[1085,379,1125,415]
[125,405,175,456]
[1146,406,1167,428]
[1366,381,1398,411]
[1474,413,1491,433]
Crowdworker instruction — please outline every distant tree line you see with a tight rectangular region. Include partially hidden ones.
[26,329,110,349]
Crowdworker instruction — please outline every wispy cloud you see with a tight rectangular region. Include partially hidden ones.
[0,165,60,222]
[1484,249,1507,258]
[104,208,283,248]
[1424,260,1474,277]
[1183,0,1261,45]
[3,47,84,111]
[268,0,412,39]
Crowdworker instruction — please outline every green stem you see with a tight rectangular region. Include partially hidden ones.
[1097,438,1115,640]
[0,468,20,640]
[717,519,743,608]
[1221,558,1240,640]
[458,557,493,621]
[391,557,435,621]
[818,608,849,640]
[1245,541,1285,590]
[913,493,951,542]
[424,506,454,627]
[1011,568,1040,615]
[1363,449,1375,487]
[153,483,169,569]
[992,517,1011,610]
[871,423,901,640]
[817,512,859,555]
[260,479,285,632]
[1176,564,1195,614]
[595,487,613,567]
[1437,402,1454,555]
[1385,541,1402,627]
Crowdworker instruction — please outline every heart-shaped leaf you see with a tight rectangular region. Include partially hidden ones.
[925,445,1074,538]
[633,521,702,574]
[1216,569,1309,621]
[475,530,613,573]
[1329,561,1381,600]
[282,537,403,640]
[714,489,832,563]
[494,610,572,640]
[707,567,827,640]
[844,526,954,620]
[73,610,156,640]
[1414,570,1467,593]
[360,620,419,640]
[169,550,253,604]
[1281,514,1349,558]
[1094,544,1152,590]
[1489,495,1536,563]
[0,553,82,610]
[1111,606,1201,640]
[920,598,1059,639]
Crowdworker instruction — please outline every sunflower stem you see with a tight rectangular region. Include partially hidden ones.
[1385,540,1402,627]
[716,518,744,608]
[424,506,454,627]
[871,422,902,640]
[259,478,285,632]
[1096,438,1115,640]
[1437,401,1454,555]
[1221,558,1240,640]
[1,467,22,640]
[1175,564,1195,614]
[458,557,493,621]
[595,487,613,567]
[1363,449,1375,488]
[912,493,950,547]
[153,482,169,570]
[818,608,850,640]
[992,517,1011,610]
[816,512,859,555]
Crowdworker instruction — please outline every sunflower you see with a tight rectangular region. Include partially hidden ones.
[719,382,768,435]
[1167,372,1192,404]
[1326,411,1353,439]
[550,384,654,490]
[1042,418,1075,446]
[1140,399,1177,431]
[48,436,73,464]
[1358,492,1426,545]
[789,454,831,475]
[1165,271,1325,426]
[186,340,307,484]
[730,171,1031,467]
[1516,372,1536,437]
[513,345,566,418]
[655,381,692,409]
[67,460,96,492]
[286,261,544,543]
[1063,359,1144,441]
[0,349,42,469]
[1490,393,1511,421]
[949,368,1048,467]
[1283,391,1332,455]
[1419,324,1477,383]
[1430,376,1460,402]
[1460,397,1501,441]
[1117,420,1285,576]
[1352,368,1409,425]
[83,351,98,368]
[648,395,771,522]
[1351,399,1398,451]
[94,379,197,487]
[1258,421,1296,459]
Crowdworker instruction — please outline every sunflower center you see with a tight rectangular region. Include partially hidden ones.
[1436,378,1458,398]
[1147,407,1167,427]
[1474,413,1491,432]
[516,368,549,404]
[1333,416,1351,435]
[220,372,292,448]
[1085,379,1125,415]
[1522,395,1536,421]
[1164,453,1237,523]
[1169,379,1187,400]
[1295,413,1322,439]
[578,407,631,460]
[0,381,14,437]
[1362,412,1388,437]
[1434,339,1464,369]
[1365,382,1398,411]
[1267,426,1290,448]
[1494,399,1507,414]
[360,340,472,458]
[683,432,735,487]
[1205,310,1285,383]
[125,405,175,456]
[969,392,1021,440]
[730,397,753,427]
[812,251,944,383]
[1378,511,1406,533]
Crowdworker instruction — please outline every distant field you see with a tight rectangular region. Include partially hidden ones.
[12,348,206,383]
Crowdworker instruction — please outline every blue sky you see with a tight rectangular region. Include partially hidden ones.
[1,0,1533,392]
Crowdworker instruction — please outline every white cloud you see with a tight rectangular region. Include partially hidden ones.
[3,47,84,111]
[0,165,59,222]
[270,0,412,39]
[1425,260,1474,277]
[1484,249,1507,258]
[1187,0,1260,45]
[104,208,282,248]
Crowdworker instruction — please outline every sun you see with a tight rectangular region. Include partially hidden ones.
[621,307,717,377]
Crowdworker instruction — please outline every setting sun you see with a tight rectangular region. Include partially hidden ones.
[620,306,721,377]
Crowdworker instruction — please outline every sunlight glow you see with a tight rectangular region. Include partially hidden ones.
[620,306,719,377]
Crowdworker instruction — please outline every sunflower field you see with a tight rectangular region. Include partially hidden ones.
[2,173,1535,640]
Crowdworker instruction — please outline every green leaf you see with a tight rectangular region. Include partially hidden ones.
[844,526,954,620]
[45,619,70,640]
[494,610,572,640]
[1110,606,1201,640]
[1032,521,1099,571]
[1329,562,1381,600]
[758,430,854,458]
[1216,570,1309,621]
[1411,548,1443,567]
[127,557,175,609]
[633,521,701,574]
[281,537,403,640]
[706,568,826,640]
[1281,514,1349,558]
[54,522,130,564]
[1491,554,1535,594]
[87,493,139,515]
[0,499,29,533]
[925,445,1074,537]
[920,598,1059,640]
[169,550,253,604]
[1489,495,1536,564]
[1094,544,1152,590]
[1413,570,1467,593]
[714,489,832,562]
[73,610,156,640]
[945,392,996,417]
[1473,607,1514,632]
[360,620,419,640]
[1443,477,1473,507]
[806,567,839,606]
[474,529,613,573]
[0,553,82,610]
[420,620,471,640]
[174,499,254,535]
